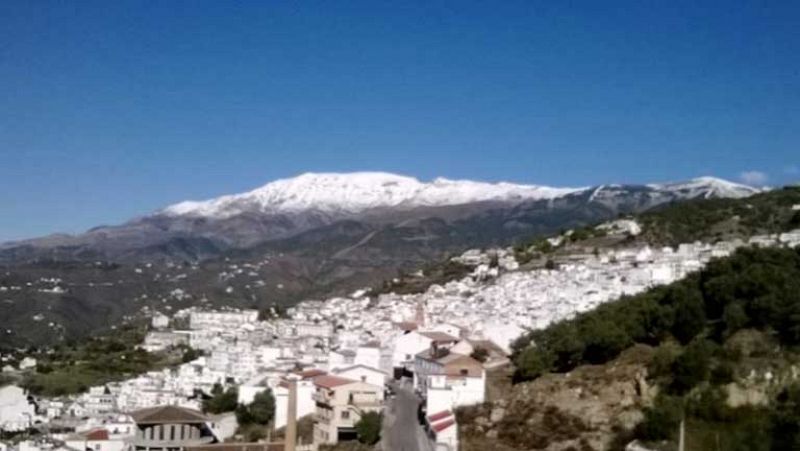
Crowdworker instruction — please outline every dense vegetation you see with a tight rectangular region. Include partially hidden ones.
[20,326,179,397]
[639,186,800,245]
[513,247,800,380]
[512,246,800,449]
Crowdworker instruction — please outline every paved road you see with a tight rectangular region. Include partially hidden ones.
[383,380,434,451]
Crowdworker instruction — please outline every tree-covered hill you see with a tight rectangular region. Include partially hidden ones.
[509,246,800,450]
[638,186,800,246]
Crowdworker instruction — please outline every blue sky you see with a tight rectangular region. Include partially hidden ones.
[1,1,798,241]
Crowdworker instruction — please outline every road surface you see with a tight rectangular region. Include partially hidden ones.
[383,380,434,451]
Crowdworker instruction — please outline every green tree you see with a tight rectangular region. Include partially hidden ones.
[513,346,555,382]
[670,340,712,394]
[203,384,238,413]
[355,411,382,445]
[580,317,631,364]
[722,301,749,337]
[668,286,706,344]
[236,388,275,426]
[249,389,276,425]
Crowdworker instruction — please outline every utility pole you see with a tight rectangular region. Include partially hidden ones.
[678,418,685,451]
[284,378,297,451]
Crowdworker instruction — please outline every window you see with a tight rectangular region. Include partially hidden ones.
[159,425,164,441]
[360,376,366,382]
[460,369,468,376]
[341,411,350,419]
[170,425,175,441]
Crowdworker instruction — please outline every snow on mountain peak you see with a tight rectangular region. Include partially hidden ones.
[160,172,761,219]
[648,176,762,199]
[161,172,582,218]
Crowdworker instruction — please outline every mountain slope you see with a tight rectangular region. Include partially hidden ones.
[0,173,762,347]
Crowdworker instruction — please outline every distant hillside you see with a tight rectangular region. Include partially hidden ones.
[638,185,800,245]
[0,175,760,348]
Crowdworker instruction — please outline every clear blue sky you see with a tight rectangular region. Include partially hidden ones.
[1,1,798,241]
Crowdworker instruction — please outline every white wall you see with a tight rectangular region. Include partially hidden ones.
[392,332,432,368]
[425,376,485,414]
[0,386,36,431]
[274,382,315,429]
[355,347,381,370]
[64,438,127,451]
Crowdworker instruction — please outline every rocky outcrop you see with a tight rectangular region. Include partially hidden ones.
[458,345,657,451]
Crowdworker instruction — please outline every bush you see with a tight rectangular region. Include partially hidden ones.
[670,340,712,394]
[635,395,683,441]
[355,411,382,445]
[513,346,555,381]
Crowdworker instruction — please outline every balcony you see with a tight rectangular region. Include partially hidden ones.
[348,394,382,408]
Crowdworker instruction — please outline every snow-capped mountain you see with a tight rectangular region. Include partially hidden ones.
[161,172,584,218]
[159,172,757,219]
[0,171,768,346]
[648,176,761,199]
[1,172,760,264]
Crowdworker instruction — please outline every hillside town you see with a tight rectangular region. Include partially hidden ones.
[2,224,800,451]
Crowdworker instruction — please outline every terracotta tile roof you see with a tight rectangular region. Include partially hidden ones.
[419,331,459,342]
[427,411,453,422]
[130,405,208,425]
[432,419,456,433]
[84,429,110,441]
[313,375,357,389]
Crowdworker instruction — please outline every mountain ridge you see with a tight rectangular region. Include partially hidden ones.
[1,173,760,256]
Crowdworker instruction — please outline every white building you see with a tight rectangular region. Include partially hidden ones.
[0,386,36,431]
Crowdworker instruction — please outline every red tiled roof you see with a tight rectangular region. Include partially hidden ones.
[427,411,452,422]
[130,405,208,424]
[419,331,459,342]
[85,429,110,441]
[313,375,357,389]
[432,419,455,433]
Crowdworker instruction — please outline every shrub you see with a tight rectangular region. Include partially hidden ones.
[635,395,683,441]
[670,340,712,394]
[355,411,382,445]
